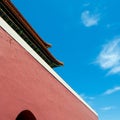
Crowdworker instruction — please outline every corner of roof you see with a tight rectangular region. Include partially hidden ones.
[1,0,63,68]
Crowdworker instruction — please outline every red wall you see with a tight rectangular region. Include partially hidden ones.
[0,27,98,120]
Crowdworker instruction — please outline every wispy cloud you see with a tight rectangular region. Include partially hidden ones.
[96,38,120,75]
[80,94,95,109]
[103,86,120,95]
[80,94,95,100]
[100,106,115,111]
[81,10,100,27]
[83,3,90,7]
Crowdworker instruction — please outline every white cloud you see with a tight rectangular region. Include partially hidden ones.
[80,94,95,100]
[83,3,90,7]
[100,106,115,111]
[81,10,100,27]
[103,86,120,95]
[96,38,120,75]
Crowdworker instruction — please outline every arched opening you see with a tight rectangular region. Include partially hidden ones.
[16,110,36,120]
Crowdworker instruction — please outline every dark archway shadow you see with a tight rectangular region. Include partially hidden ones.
[16,110,36,120]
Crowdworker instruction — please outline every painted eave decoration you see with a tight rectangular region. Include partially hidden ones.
[0,0,63,68]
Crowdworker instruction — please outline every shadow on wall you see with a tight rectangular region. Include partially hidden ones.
[16,110,36,120]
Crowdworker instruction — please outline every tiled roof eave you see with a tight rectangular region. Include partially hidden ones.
[1,0,63,68]
[1,0,51,48]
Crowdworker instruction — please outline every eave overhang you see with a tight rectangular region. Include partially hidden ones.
[0,0,63,68]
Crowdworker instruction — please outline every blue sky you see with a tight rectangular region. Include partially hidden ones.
[11,0,120,120]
